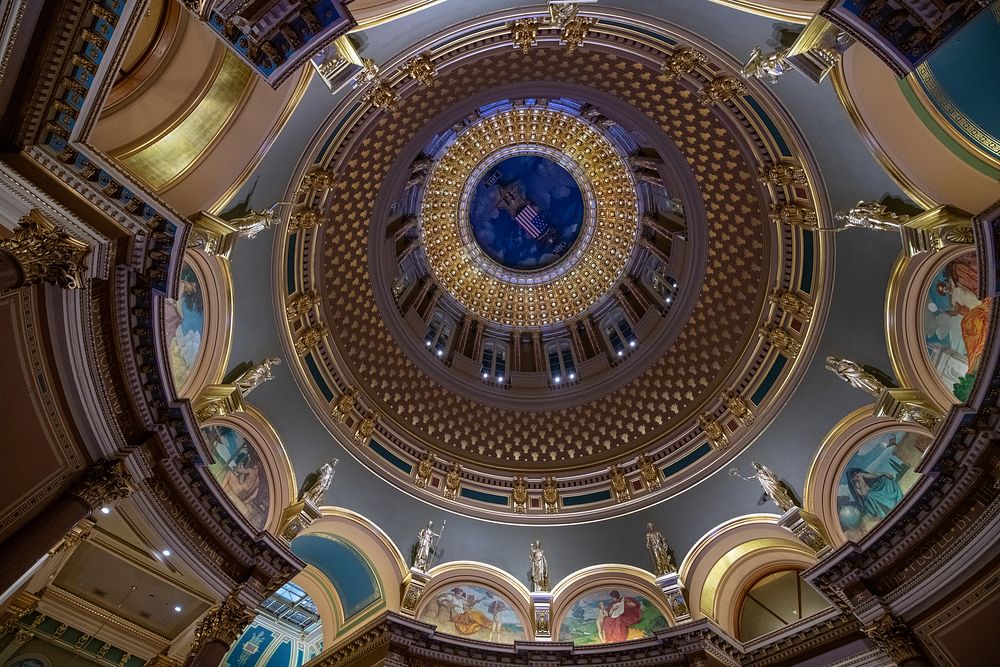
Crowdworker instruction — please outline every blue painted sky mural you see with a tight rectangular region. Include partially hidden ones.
[469,155,584,271]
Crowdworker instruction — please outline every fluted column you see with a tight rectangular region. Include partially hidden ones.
[0,459,131,594]
[187,592,254,667]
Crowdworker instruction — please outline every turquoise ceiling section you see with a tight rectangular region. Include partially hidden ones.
[291,534,382,620]
[915,5,1000,161]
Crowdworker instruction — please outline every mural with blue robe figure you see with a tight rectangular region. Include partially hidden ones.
[557,588,668,645]
[469,154,584,271]
[836,430,931,540]
[201,425,271,530]
[165,261,204,389]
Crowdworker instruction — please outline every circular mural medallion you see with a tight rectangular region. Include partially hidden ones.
[468,153,585,272]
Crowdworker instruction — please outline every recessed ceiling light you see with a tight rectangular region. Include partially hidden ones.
[174,605,182,612]
[161,549,171,557]
[100,507,111,515]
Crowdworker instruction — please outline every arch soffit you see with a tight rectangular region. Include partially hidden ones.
[295,565,342,647]
[298,507,409,608]
[419,560,534,636]
[201,405,295,534]
[549,564,675,634]
[169,249,233,400]
[803,406,933,547]
[678,515,815,623]
[886,244,984,410]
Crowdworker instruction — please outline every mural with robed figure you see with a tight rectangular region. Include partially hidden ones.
[202,424,271,530]
[836,430,930,540]
[165,261,204,389]
[557,588,668,645]
[416,583,527,644]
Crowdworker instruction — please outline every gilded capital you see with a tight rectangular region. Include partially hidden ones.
[0,211,89,289]
[70,459,133,512]
[193,592,254,648]
[861,614,924,664]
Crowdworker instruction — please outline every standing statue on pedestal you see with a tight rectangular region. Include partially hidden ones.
[228,201,291,239]
[297,460,338,506]
[730,462,799,512]
[232,357,281,397]
[413,520,441,571]
[529,541,549,592]
[645,523,676,575]
[825,356,897,397]
[742,46,792,83]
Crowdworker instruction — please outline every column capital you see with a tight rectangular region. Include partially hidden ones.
[0,210,89,288]
[862,613,924,664]
[69,459,133,513]
[193,591,255,648]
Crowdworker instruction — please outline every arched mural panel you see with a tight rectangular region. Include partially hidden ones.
[888,246,991,409]
[416,582,528,643]
[200,407,294,533]
[290,533,384,627]
[164,251,233,398]
[805,408,932,546]
[556,587,668,645]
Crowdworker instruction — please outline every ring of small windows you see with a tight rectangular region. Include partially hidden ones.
[424,311,454,358]
[602,309,638,358]
[480,339,509,384]
[546,339,578,385]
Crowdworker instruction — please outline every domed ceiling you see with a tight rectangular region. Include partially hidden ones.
[275,7,834,523]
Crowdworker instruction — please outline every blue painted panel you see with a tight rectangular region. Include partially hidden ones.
[460,486,508,505]
[751,354,788,405]
[562,489,612,507]
[743,96,792,157]
[225,624,275,667]
[799,228,814,293]
[291,534,381,620]
[286,235,298,293]
[369,440,413,474]
[661,443,712,478]
[303,354,334,401]
[265,640,294,667]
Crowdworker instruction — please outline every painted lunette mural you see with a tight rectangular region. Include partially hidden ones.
[923,251,991,401]
[557,588,668,645]
[836,430,930,541]
[165,261,204,389]
[417,583,527,644]
[202,424,271,530]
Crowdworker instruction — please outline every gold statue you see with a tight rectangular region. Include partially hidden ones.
[288,208,321,231]
[769,290,813,321]
[415,451,434,488]
[227,202,290,239]
[759,163,807,186]
[610,465,631,502]
[232,358,280,397]
[330,388,356,422]
[297,460,337,506]
[542,477,559,514]
[510,18,539,50]
[413,520,441,571]
[363,82,398,111]
[645,523,676,575]
[724,390,754,426]
[402,53,435,86]
[759,325,801,358]
[443,463,461,500]
[512,475,528,513]
[742,46,793,83]
[295,324,329,356]
[286,289,320,320]
[638,455,662,490]
[833,200,907,232]
[661,47,706,80]
[699,76,748,106]
[698,415,729,450]
[529,540,550,592]
[559,15,596,53]
[730,462,798,512]
[354,415,376,445]
[825,356,896,398]
[769,204,818,228]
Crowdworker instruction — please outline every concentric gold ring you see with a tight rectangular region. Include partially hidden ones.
[419,106,639,327]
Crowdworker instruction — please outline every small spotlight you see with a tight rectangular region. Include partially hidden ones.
[629,340,636,348]
[174,605,182,613]
[554,376,561,383]
[568,373,576,380]
[617,350,623,357]
[161,549,171,557]
[665,297,672,303]
[100,507,111,515]
[496,376,504,382]
[436,349,443,357]
[482,372,489,379]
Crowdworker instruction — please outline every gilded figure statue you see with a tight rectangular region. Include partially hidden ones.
[354,415,376,445]
[645,523,676,575]
[730,462,798,512]
[699,76,747,106]
[415,451,434,488]
[759,163,807,185]
[286,290,320,320]
[295,324,329,356]
[529,540,549,592]
[833,201,907,232]
[542,477,559,513]
[698,415,729,450]
[232,358,280,396]
[510,18,539,50]
[610,465,631,502]
[227,202,290,239]
[769,204,818,228]
[638,454,662,490]
[825,356,897,397]
[297,460,337,506]
[769,290,813,321]
[512,475,529,513]
[330,388,356,422]
[759,325,801,358]
[661,47,706,80]
[402,53,435,86]
[724,390,754,426]
[443,463,461,500]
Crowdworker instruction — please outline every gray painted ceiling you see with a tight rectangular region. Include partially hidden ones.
[220,0,907,584]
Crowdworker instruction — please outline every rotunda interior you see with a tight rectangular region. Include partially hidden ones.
[0,1,998,666]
